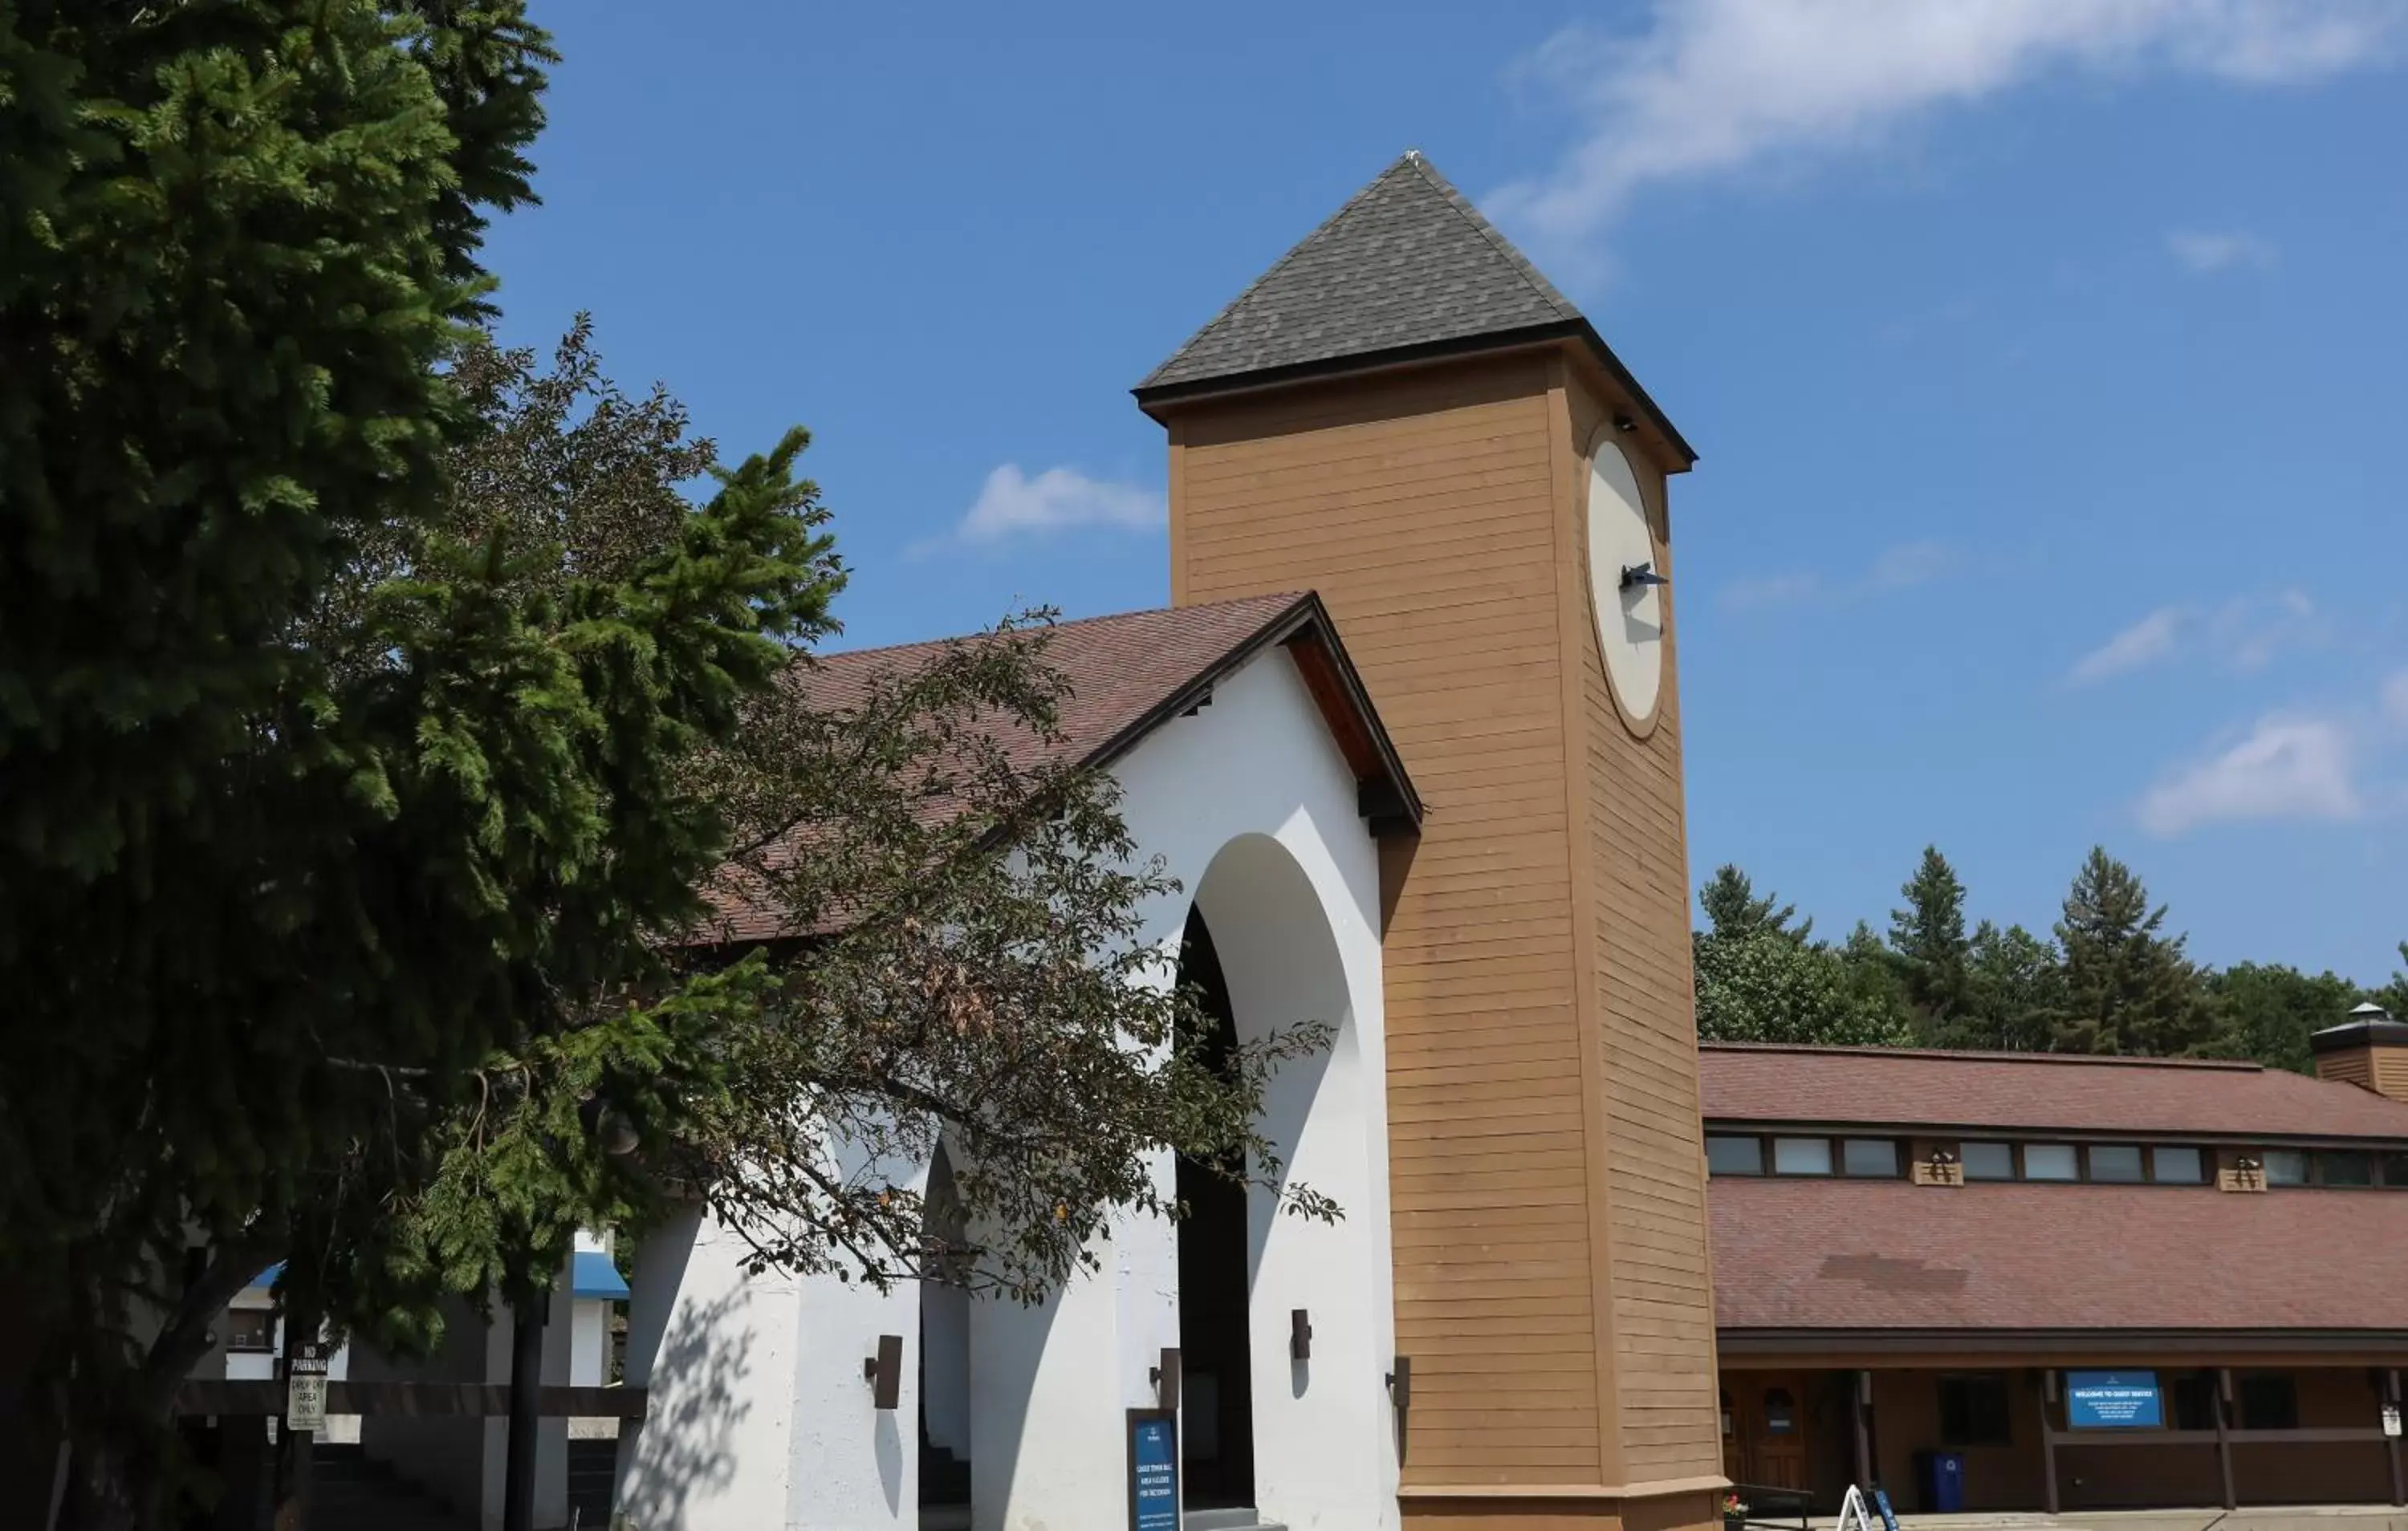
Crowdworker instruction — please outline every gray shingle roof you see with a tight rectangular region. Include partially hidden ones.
[1137,151,1585,395]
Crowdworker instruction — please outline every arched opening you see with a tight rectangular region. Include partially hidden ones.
[919,1143,972,1527]
[1174,906,1255,1509]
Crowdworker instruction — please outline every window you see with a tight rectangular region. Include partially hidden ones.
[2170,1373,2219,1431]
[2239,1374,2299,1431]
[1963,1141,2015,1181]
[1841,1138,1901,1177]
[2023,1143,2079,1181]
[1772,1137,1834,1176]
[2316,1151,2374,1187]
[1938,1373,2012,1446]
[2087,1144,2145,1183]
[2262,1149,2307,1186]
[225,1309,275,1354]
[2382,1152,2408,1188]
[2152,1147,2205,1184]
[1706,1135,1763,1176]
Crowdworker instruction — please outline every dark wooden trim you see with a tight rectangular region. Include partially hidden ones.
[2214,1367,2237,1509]
[1718,1328,2408,1358]
[2040,1371,2060,1515]
[173,1381,646,1419]
[2044,1426,2391,1447]
[1703,1117,2408,1153]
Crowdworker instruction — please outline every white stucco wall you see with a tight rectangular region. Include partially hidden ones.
[1109,644,1400,1531]
[621,637,1397,1531]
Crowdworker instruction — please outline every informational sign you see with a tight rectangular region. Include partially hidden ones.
[285,1349,328,1435]
[2066,1370,2162,1429]
[1126,1409,1178,1531]
[2383,1404,2401,1439]
[1872,1484,1901,1531]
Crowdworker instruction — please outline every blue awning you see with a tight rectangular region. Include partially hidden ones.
[246,1262,283,1290]
[571,1249,629,1301]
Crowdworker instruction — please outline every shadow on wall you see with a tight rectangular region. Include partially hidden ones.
[616,1288,754,1531]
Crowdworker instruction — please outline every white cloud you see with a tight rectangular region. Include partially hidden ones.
[2138,713,2361,835]
[1722,539,1954,610]
[1491,0,2401,262]
[2166,228,2280,272]
[915,464,1165,554]
[2067,589,2322,684]
[2070,607,2185,684]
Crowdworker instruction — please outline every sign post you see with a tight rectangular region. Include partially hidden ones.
[2064,1371,2162,1430]
[1127,1409,1179,1531]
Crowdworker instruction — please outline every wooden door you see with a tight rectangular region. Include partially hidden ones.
[1746,1377,1810,1491]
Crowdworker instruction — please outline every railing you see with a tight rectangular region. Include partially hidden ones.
[1727,1480,1814,1531]
[173,1381,646,1419]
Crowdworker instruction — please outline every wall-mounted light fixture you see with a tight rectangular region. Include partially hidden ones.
[1385,1355,1411,1410]
[864,1334,903,1411]
[1619,562,1669,592]
[1149,1346,1182,1408]
[1291,1309,1312,1362]
[1613,413,1638,434]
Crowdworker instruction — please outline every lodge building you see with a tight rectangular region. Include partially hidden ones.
[1704,1020,2408,1517]
[169,151,2408,1531]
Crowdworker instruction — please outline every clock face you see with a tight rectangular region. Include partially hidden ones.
[1584,436,1664,725]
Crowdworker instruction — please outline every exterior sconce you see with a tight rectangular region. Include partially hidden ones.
[864,1334,903,1411]
[1385,1355,1411,1410]
[1619,562,1669,591]
[1149,1346,1182,1408]
[1291,1309,1312,1362]
[1613,413,1638,433]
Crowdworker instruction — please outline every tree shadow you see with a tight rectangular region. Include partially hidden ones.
[615,1287,754,1529]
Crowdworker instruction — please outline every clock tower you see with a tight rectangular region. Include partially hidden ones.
[1137,152,1719,1530]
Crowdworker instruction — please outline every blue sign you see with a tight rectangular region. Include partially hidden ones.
[2066,1371,2162,1429]
[1129,1411,1179,1531]
[1873,1485,1901,1531]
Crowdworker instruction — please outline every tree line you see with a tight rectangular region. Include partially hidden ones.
[1693,847,2408,1071]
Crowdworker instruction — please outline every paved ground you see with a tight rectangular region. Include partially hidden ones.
[1807,1507,2408,1531]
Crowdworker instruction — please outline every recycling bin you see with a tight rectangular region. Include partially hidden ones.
[1914,1449,1965,1513]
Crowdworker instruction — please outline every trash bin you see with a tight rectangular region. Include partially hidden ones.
[1915,1450,1966,1513]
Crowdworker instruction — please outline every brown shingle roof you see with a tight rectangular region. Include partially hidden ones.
[698,592,1418,943]
[1699,1042,2408,1143]
[1710,1176,2408,1334]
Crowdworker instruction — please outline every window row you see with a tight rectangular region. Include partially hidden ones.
[1704,1133,2408,1187]
[1930,1371,2300,1446]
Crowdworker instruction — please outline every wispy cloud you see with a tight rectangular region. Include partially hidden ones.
[912,464,1164,555]
[2138,713,2361,835]
[1722,539,1957,611]
[2069,607,2186,684]
[2166,228,2280,272]
[1490,0,2401,268]
[2066,590,2321,684]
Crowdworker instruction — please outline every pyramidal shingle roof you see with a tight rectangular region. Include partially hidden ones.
[1135,152,1692,463]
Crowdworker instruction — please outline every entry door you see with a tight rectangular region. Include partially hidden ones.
[1746,1378,1810,1490]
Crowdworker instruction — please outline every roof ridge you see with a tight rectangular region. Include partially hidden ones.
[1397,152,1580,323]
[1135,156,1416,392]
[807,591,1307,666]
[1698,1041,2264,1073]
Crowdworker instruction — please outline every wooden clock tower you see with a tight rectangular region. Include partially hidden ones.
[1137,152,1721,1530]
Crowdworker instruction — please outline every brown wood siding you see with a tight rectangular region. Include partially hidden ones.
[2318,1050,2375,1090]
[1563,368,1725,1486]
[1170,353,1609,1486]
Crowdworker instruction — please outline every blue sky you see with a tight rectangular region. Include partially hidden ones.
[487,1,2408,982]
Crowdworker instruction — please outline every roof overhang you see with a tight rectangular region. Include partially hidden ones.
[1084,591,1422,837]
[1133,319,1697,473]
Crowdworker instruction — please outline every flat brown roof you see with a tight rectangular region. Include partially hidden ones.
[1710,1176,2408,1337]
[1700,1042,2408,1144]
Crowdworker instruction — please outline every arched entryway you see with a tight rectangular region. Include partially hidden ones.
[1174,830,1379,1527]
[1176,907,1255,1509]
[920,1143,972,1528]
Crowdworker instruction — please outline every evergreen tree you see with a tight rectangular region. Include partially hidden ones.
[1,8,560,1526]
[2207,963,2359,1074]
[1888,846,1971,1035]
[2051,847,2225,1057]
[1955,920,2066,1052]
[1698,863,1812,943]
